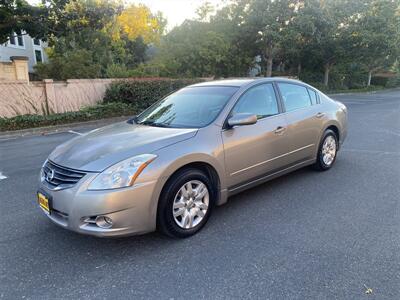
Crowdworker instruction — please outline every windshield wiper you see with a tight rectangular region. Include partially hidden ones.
[127,116,137,124]
[138,120,170,128]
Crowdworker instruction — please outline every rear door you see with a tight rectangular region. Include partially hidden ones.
[222,83,289,188]
[276,82,322,163]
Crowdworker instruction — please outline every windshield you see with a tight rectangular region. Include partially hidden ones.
[135,86,239,128]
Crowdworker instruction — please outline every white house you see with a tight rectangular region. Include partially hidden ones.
[0,32,48,74]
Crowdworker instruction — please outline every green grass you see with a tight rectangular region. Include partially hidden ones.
[0,102,138,132]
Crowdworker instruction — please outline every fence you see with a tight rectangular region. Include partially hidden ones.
[0,79,114,118]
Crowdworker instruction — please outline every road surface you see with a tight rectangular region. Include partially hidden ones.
[0,89,399,299]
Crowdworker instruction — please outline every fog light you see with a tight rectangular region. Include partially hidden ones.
[95,216,113,229]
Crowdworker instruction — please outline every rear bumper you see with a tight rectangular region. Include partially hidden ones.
[38,173,158,237]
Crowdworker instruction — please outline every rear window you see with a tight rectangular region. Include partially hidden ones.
[277,83,312,112]
[308,89,318,105]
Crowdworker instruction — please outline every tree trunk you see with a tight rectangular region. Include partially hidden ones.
[264,43,273,77]
[324,64,330,87]
[297,63,301,78]
[266,57,273,77]
[276,62,282,72]
[367,70,372,86]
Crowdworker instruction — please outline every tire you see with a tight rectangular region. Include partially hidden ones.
[313,129,338,171]
[157,168,214,238]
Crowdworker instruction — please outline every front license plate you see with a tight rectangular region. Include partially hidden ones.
[37,192,50,214]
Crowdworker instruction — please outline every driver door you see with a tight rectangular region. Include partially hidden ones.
[221,83,289,188]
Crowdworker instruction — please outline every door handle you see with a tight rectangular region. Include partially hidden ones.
[316,112,326,118]
[274,126,286,135]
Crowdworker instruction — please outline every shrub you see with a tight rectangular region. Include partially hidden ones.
[35,49,102,80]
[371,76,389,87]
[106,64,131,78]
[385,75,400,88]
[0,103,137,132]
[103,78,204,111]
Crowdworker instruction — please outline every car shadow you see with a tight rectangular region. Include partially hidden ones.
[38,165,316,247]
[10,162,349,279]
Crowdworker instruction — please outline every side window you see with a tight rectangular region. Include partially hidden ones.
[278,83,312,112]
[308,88,318,105]
[232,84,279,119]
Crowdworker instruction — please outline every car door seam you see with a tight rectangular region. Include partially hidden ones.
[230,143,315,176]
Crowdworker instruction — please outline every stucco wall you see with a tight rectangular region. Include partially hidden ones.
[0,81,46,117]
[0,79,114,118]
[52,79,113,114]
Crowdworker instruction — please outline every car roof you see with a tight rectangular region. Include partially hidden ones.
[189,77,307,88]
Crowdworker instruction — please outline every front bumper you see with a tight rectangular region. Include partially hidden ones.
[38,173,159,237]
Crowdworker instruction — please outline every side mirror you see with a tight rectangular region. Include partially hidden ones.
[227,113,257,127]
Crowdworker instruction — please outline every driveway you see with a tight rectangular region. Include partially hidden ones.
[0,89,399,299]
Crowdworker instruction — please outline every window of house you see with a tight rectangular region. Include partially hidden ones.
[35,50,43,63]
[8,33,24,47]
[277,83,312,112]
[33,38,40,46]
[232,83,279,119]
[9,36,16,45]
[17,35,24,46]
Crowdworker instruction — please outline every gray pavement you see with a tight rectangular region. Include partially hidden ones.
[0,89,399,299]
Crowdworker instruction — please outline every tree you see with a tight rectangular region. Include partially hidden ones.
[0,0,48,43]
[34,0,165,79]
[292,0,362,87]
[156,20,231,77]
[196,1,215,21]
[116,4,166,44]
[351,0,400,85]
[245,0,298,77]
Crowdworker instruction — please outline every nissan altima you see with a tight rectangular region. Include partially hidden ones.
[37,78,347,238]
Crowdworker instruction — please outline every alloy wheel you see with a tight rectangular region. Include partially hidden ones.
[322,135,337,166]
[172,180,209,229]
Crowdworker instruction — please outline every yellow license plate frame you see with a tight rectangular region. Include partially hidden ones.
[38,192,50,214]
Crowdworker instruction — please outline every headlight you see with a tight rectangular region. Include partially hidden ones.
[40,159,48,182]
[88,154,157,190]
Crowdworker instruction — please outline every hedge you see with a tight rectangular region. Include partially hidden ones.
[103,78,204,110]
[0,103,137,132]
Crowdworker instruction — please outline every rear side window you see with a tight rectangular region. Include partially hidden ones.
[308,88,318,105]
[278,83,311,112]
[232,83,279,119]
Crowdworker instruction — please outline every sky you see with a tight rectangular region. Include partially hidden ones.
[27,0,226,30]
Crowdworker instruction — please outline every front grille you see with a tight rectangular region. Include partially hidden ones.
[43,160,86,190]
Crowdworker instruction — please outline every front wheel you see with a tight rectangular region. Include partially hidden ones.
[157,168,214,238]
[313,129,338,171]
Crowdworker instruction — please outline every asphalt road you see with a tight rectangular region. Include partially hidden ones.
[1,89,399,299]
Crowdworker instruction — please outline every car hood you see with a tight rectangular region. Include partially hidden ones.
[49,121,198,172]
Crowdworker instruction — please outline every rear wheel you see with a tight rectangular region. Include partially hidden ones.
[157,168,214,238]
[313,129,338,171]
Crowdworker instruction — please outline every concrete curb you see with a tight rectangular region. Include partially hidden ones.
[0,116,129,139]
[328,87,400,97]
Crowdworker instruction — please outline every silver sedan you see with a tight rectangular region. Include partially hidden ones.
[37,78,347,238]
